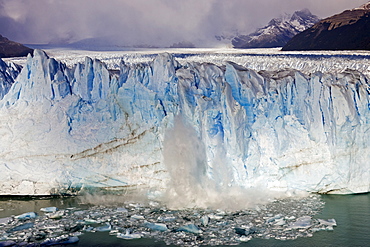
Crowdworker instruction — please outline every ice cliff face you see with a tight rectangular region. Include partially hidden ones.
[0,50,369,197]
[0,58,21,100]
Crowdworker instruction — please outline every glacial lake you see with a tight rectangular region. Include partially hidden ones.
[0,193,369,246]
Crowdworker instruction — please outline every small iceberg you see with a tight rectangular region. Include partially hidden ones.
[318,219,337,227]
[0,217,12,225]
[48,210,64,219]
[65,223,84,233]
[83,218,100,224]
[40,207,58,213]
[235,227,260,236]
[7,222,34,232]
[95,223,112,232]
[200,215,209,226]
[116,207,128,213]
[288,216,312,229]
[15,212,37,220]
[131,214,145,220]
[117,230,143,240]
[144,222,168,232]
[177,224,203,234]
[157,216,176,222]
[41,236,79,246]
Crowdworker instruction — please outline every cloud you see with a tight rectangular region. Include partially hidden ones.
[0,0,367,46]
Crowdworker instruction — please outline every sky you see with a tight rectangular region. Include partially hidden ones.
[0,0,368,47]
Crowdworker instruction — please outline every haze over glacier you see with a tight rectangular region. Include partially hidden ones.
[0,49,369,206]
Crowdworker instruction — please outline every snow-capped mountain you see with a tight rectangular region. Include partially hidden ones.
[354,1,370,10]
[0,50,369,198]
[283,2,370,50]
[232,9,319,48]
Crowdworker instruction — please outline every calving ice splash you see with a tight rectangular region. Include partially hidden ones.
[0,49,369,204]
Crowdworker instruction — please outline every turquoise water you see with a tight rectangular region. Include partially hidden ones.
[0,193,369,246]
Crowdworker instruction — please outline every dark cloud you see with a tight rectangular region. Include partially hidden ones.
[0,0,367,46]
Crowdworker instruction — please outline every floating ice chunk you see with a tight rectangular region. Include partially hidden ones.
[318,219,337,227]
[42,236,79,245]
[288,216,312,229]
[131,215,145,220]
[73,211,85,216]
[83,218,100,224]
[274,218,286,226]
[200,215,209,226]
[95,223,112,232]
[15,212,37,220]
[149,201,160,207]
[65,224,83,233]
[208,214,223,220]
[117,230,143,240]
[285,216,296,220]
[116,207,128,213]
[48,210,64,219]
[177,224,203,234]
[84,226,94,232]
[238,236,252,242]
[235,227,260,236]
[157,216,176,222]
[40,207,58,213]
[144,222,168,232]
[31,231,47,241]
[235,227,248,236]
[266,214,283,223]
[0,217,12,225]
[7,222,34,232]
[109,230,119,236]
[128,203,142,208]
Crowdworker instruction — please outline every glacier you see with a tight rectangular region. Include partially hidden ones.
[0,49,369,201]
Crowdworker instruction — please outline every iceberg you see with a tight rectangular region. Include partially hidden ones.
[15,212,37,220]
[7,222,34,233]
[40,207,58,213]
[117,230,143,240]
[144,222,168,232]
[176,224,203,234]
[0,49,369,202]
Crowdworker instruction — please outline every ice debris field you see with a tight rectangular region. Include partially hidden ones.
[0,195,337,246]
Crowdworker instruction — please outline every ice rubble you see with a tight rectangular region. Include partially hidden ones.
[0,195,336,246]
[0,49,369,197]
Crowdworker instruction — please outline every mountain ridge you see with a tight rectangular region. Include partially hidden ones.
[0,35,33,58]
[232,9,319,48]
[283,2,370,51]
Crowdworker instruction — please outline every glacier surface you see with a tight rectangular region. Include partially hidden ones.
[0,49,369,200]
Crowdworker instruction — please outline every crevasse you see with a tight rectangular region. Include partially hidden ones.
[0,49,369,197]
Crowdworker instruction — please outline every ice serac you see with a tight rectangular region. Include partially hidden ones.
[0,57,21,100]
[0,49,369,197]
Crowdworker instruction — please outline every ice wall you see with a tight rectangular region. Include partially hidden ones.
[0,58,21,100]
[0,50,369,197]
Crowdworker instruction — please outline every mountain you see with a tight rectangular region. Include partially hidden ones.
[170,41,195,48]
[283,2,370,51]
[0,50,369,197]
[0,35,33,58]
[232,9,319,48]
